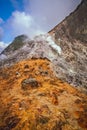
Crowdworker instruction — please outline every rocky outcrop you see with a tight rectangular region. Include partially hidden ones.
[21,78,39,90]
[1,35,28,55]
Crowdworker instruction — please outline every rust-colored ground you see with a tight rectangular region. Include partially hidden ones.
[0,58,87,130]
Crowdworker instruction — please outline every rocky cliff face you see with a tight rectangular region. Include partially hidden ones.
[49,0,87,89]
[49,0,87,42]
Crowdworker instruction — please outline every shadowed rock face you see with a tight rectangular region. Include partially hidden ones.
[49,0,87,42]
[1,35,28,55]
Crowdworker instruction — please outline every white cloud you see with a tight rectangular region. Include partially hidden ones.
[2,0,81,43]
[7,11,45,38]
[0,41,9,48]
[0,41,9,53]
[24,0,81,31]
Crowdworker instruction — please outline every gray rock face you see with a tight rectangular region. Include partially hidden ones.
[49,0,87,88]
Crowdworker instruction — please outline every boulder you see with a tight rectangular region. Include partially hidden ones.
[21,78,39,90]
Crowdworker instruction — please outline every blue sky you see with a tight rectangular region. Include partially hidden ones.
[0,0,14,20]
[0,0,81,48]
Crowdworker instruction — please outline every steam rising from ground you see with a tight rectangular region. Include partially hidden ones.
[33,34,62,56]
[46,35,61,55]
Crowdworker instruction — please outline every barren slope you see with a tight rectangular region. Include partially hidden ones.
[0,58,87,130]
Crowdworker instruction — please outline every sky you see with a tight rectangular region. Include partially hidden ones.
[0,0,81,48]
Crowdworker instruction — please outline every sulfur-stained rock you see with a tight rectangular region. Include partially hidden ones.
[21,78,39,90]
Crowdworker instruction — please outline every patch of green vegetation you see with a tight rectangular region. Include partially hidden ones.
[3,35,28,54]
